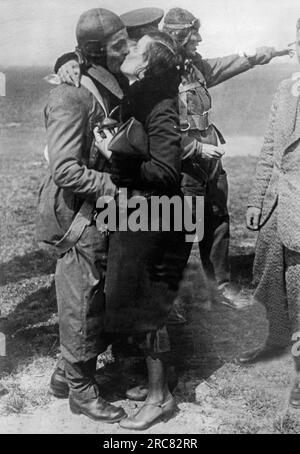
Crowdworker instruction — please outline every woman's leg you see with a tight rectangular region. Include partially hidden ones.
[145,353,171,404]
[125,356,178,402]
[120,331,177,430]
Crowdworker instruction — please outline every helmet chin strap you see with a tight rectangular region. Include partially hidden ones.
[181,30,194,48]
[75,47,87,66]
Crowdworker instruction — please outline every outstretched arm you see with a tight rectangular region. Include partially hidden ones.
[196,47,290,88]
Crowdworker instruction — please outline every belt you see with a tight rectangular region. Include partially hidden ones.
[54,200,94,254]
[180,110,212,132]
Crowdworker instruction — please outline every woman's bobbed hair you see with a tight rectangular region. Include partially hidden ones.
[142,30,183,83]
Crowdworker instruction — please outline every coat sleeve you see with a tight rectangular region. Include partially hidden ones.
[197,47,278,88]
[247,85,281,209]
[136,100,182,192]
[46,86,106,200]
[196,54,252,88]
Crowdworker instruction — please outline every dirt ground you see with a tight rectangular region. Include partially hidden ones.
[0,127,300,434]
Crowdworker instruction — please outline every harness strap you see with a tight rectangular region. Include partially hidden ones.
[179,87,189,129]
[179,82,201,93]
[184,112,212,131]
[179,78,212,130]
[81,75,108,117]
[53,200,95,254]
[212,125,226,145]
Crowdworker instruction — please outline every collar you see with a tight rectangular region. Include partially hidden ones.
[184,59,193,72]
[182,59,207,87]
[87,65,124,100]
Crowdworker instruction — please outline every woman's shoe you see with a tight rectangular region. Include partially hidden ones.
[119,397,178,430]
[126,372,178,402]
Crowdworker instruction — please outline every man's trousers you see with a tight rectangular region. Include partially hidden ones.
[55,224,108,366]
[254,209,300,346]
[200,166,230,286]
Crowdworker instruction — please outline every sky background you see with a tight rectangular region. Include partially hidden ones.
[1,0,299,67]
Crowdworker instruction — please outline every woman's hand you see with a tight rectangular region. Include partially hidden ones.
[202,144,225,159]
[58,60,81,87]
[246,207,262,231]
[93,127,114,160]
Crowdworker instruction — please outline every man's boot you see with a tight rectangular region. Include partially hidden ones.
[65,358,126,423]
[236,342,289,365]
[214,282,250,310]
[289,378,300,409]
[50,356,69,398]
[50,366,69,399]
[69,392,126,422]
[289,354,300,409]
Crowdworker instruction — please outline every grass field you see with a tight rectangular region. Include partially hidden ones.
[0,65,300,433]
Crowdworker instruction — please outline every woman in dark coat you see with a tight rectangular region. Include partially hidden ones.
[94,30,188,430]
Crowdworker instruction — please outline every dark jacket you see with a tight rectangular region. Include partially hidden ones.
[112,76,182,194]
[104,77,185,335]
[180,49,280,195]
[37,65,123,245]
[54,50,276,196]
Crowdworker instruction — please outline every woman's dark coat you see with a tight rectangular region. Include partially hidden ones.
[104,77,188,341]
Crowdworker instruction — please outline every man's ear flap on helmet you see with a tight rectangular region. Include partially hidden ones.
[80,40,105,59]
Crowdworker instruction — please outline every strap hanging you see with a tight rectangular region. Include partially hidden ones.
[81,75,108,118]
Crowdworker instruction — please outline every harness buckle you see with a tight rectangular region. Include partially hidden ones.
[179,122,191,132]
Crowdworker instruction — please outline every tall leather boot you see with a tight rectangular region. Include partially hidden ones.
[50,355,69,399]
[65,358,126,423]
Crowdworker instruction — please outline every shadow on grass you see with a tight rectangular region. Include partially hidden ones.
[0,249,259,408]
[0,249,55,286]
[1,280,59,372]
[92,320,226,405]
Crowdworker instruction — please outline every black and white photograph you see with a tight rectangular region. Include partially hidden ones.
[1,0,300,435]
